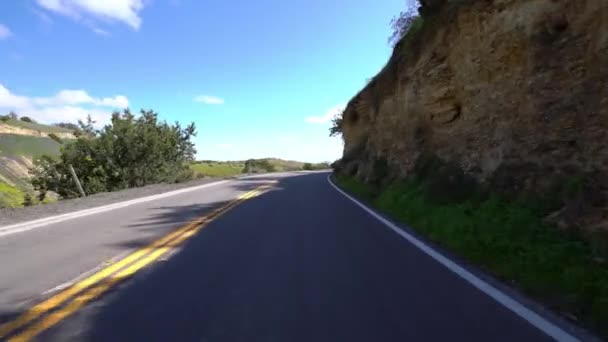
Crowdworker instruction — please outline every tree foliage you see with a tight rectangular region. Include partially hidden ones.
[242,159,276,174]
[54,122,80,131]
[31,109,197,199]
[20,116,35,123]
[329,111,344,137]
[48,133,62,144]
[389,1,421,46]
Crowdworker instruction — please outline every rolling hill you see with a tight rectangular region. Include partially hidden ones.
[0,119,74,207]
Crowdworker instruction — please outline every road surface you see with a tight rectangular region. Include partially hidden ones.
[0,172,583,341]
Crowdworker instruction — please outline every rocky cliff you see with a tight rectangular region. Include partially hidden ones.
[339,0,608,230]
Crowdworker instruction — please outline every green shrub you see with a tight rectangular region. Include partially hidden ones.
[48,133,62,144]
[20,116,35,123]
[0,182,24,208]
[31,109,197,198]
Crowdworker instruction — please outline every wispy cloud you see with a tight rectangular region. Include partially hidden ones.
[305,103,346,124]
[92,27,110,36]
[0,84,129,125]
[194,95,225,105]
[35,0,145,30]
[0,24,12,40]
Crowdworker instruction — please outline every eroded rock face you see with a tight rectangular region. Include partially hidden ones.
[340,0,608,229]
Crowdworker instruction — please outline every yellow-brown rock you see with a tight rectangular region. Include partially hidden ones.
[340,0,608,230]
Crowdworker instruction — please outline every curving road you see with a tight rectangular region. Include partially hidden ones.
[0,172,585,341]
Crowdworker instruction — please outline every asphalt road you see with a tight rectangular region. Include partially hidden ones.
[0,172,581,341]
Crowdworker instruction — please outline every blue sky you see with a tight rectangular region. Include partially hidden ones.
[0,0,404,162]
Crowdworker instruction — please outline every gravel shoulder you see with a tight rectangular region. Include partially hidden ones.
[0,177,231,227]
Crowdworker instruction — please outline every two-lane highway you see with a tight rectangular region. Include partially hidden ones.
[0,172,583,341]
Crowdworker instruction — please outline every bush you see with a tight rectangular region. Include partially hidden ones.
[303,163,313,170]
[53,122,80,131]
[242,159,276,173]
[20,116,35,123]
[30,109,197,198]
[389,1,421,46]
[48,133,62,144]
[22,193,34,207]
[329,111,344,137]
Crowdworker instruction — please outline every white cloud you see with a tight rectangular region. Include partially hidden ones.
[305,103,346,124]
[194,95,225,105]
[92,27,110,36]
[36,0,145,30]
[0,84,129,125]
[0,24,12,40]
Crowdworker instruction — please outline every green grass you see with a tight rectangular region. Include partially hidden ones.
[190,162,245,177]
[0,181,24,208]
[0,134,62,158]
[191,158,324,177]
[335,175,608,339]
[1,119,72,133]
[263,158,305,172]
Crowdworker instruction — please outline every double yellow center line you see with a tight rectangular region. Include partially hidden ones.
[0,183,273,341]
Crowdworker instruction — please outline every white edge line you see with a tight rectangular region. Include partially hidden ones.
[0,180,231,237]
[327,175,579,342]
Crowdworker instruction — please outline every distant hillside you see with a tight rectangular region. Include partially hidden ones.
[0,118,73,135]
[191,158,329,178]
[0,118,71,207]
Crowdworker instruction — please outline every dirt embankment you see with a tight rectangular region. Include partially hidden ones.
[0,123,75,139]
[339,0,608,231]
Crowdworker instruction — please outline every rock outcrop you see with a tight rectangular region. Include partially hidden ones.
[339,0,608,231]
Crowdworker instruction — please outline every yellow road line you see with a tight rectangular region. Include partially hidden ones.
[0,186,266,340]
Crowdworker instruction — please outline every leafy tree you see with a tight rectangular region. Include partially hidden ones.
[77,114,97,136]
[20,116,35,123]
[242,159,276,174]
[54,122,80,131]
[31,109,197,198]
[303,163,313,170]
[22,193,34,207]
[389,1,421,46]
[329,111,343,137]
[8,112,18,120]
[418,0,447,17]
[48,133,62,144]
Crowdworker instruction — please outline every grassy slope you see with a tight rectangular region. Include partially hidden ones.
[190,162,245,177]
[191,158,324,178]
[0,181,24,208]
[0,132,64,208]
[0,134,62,158]
[2,119,72,133]
[263,158,305,171]
[335,175,608,339]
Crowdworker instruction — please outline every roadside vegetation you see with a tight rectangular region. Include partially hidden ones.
[1,111,328,208]
[1,115,73,134]
[0,181,24,208]
[30,110,197,200]
[333,156,608,338]
[191,161,245,177]
[190,159,330,178]
[0,134,63,158]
